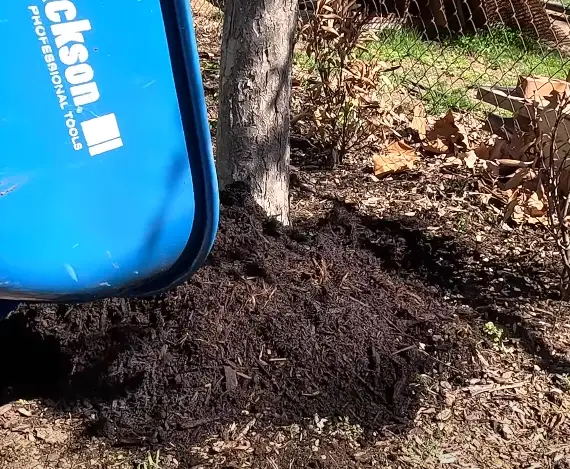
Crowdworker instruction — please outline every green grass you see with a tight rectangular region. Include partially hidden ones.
[421,83,475,115]
[295,25,570,116]
[367,26,569,114]
[448,27,568,75]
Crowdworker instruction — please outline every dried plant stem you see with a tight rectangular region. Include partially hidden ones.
[298,0,379,167]
[537,93,570,299]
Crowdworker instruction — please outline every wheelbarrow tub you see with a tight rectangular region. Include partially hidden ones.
[0,0,219,301]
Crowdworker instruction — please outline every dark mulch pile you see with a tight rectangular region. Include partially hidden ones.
[0,184,475,462]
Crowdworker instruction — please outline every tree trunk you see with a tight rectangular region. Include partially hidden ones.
[216,0,297,225]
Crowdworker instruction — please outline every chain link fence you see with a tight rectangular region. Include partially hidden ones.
[190,0,570,122]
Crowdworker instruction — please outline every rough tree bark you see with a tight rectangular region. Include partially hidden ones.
[216,0,297,225]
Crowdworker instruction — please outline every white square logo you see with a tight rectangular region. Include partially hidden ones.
[80,113,124,156]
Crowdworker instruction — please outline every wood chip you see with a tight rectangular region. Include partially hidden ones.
[467,382,526,396]
[0,403,12,416]
[237,419,256,440]
[17,407,32,417]
[11,424,31,432]
[224,366,238,391]
[439,453,457,464]
[437,408,453,421]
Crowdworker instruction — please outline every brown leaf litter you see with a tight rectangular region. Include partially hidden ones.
[373,140,418,177]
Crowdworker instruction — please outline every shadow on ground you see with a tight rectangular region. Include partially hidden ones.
[319,202,570,375]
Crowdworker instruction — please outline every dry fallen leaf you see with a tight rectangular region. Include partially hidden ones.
[443,156,463,167]
[410,103,427,140]
[512,204,526,224]
[503,189,520,223]
[490,139,507,160]
[481,160,501,179]
[506,189,548,225]
[373,141,417,177]
[526,191,546,218]
[422,138,449,154]
[479,193,493,204]
[454,121,470,149]
[492,133,534,162]
[463,150,478,169]
[499,167,534,191]
[437,408,453,421]
[427,111,468,152]
[520,75,570,99]
[474,143,490,160]
[431,111,456,140]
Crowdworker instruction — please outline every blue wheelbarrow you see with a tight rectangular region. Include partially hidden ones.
[0,0,219,302]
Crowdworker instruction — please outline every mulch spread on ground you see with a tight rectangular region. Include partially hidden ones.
[0,184,475,464]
